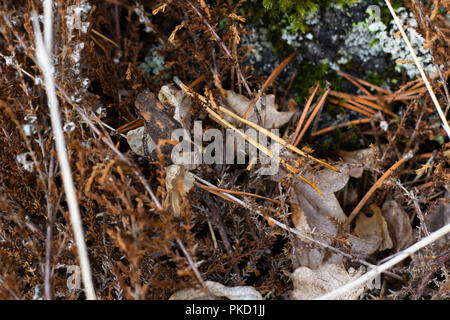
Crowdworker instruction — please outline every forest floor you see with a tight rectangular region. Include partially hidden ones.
[0,0,448,300]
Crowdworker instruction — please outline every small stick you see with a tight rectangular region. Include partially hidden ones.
[198,184,281,205]
[242,51,297,120]
[207,220,218,249]
[31,10,96,299]
[176,237,206,288]
[353,97,397,117]
[327,98,375,118]
[311,118,372,137]
[91,29,120,48]
[344,156,408,229]
[339,71,372,96]
[188,74,206,89]
[294,88,330,146]
[280,71,297,109]
[290,82,320,145]
[346,99,379,116]
[384,0,450,140]
[117,118,144,133]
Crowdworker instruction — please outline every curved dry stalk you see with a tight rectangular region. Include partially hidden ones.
[31,10,96,299]
[384,0,450,140]
[317,222,450,300]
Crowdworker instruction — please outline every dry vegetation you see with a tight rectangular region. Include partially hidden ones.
[0,0,448,300]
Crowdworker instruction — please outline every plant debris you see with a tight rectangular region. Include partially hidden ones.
[0,0,448,300]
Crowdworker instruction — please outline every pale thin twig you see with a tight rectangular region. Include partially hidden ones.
[384,0,450,139]
[31,10,96,300]
[43,0,53,57]
[176,237,206,288]
[44,151,55,300]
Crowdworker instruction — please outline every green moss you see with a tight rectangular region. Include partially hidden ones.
[292,62,343,104]
[433,135,445,145]
[365,71,385,87]
[259,0,357,32]
[378,0,403,26]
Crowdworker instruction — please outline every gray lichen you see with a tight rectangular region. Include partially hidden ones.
[140,45,165,76]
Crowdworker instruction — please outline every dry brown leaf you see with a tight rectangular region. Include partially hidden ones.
[291,202,311,236]
[382,200,413,251]
[287,164,350,268]
[169,287,219,300]
[291,164,350,223]
[169,281,262,300]
[158,85,192,129]
[338,148,376,178]
[222,90,295,129]
[290,264,366,300]
[165,164,194,217]
[126,126,156,157]
[354,204,393,251]
[347,234,383,256]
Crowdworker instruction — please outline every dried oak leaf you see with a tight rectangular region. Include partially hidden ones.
[165,164,194,217]
[291,202,311,236]
[381,200,413,251]
[169,281,262,300]
[222,90,295,129]
[354,204,393,251]
[158,85,192,129]
[338,148,376,178]
[291,164,350,223]
[290,264,366,300]
[288,164,350,268]
[135,90,182,162]
[287,164,384,266]
[126,126,156,157]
